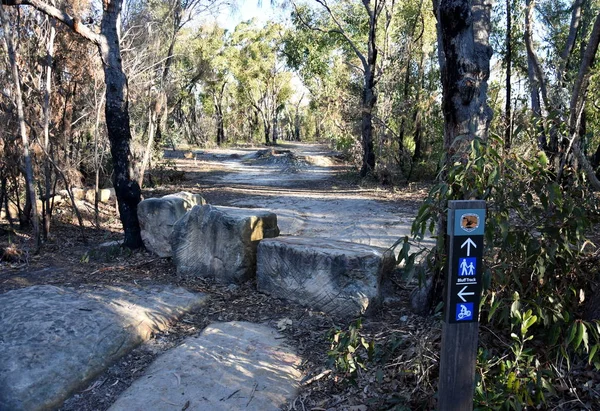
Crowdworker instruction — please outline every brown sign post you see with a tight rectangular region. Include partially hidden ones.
[439,200,486,411]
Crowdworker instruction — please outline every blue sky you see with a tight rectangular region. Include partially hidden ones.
[214,1,286,32]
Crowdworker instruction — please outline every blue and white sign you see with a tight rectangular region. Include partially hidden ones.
[458,258,476,276]
[456,303,474,321]
[446,200,485,324]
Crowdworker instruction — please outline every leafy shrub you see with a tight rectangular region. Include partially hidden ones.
[327,319,376,383]
[404,134,600,408]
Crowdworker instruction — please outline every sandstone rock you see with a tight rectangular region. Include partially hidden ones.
[109,322,301,411]
[257,237,395,317]
[71,187,85,200]
[84,188,113,203]
[138,192,207,257]
[0,284,207,411]
[172,205,280,284]
[0,201,18,220]
[410,276,433,315]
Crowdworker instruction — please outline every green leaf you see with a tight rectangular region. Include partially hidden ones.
[560,345,571,370]
[582,323,589,352]
[589,344,598,364]
[521,314,537,335]
[566,323,577,346]
[573,322,585,350]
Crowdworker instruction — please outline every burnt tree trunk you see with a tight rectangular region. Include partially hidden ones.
[412,51,426,161]
[99,1,142,248]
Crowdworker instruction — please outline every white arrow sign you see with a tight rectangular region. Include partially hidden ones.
[457,286,475,302]
[461,238,477,256]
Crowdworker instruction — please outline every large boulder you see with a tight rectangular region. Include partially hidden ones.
[172,205,280,284]
[0,285,207,411]
[257,237,396,318]
[138,192,206,257]
[108,322,301,411]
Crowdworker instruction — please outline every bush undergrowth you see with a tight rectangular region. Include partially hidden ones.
[403,134,600,408]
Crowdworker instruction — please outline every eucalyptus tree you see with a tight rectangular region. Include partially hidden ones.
[231,20,293,145]
[124,0,226,186]
[192,25,232,145]
[518,0,600,187]
[434,0,493,161]
[291,0,395,176]
[283,20,358,149]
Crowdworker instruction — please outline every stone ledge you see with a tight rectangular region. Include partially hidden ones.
[257,236,395,318]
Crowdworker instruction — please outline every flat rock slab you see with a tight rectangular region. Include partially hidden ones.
[172,205,279,284]
[138,191,207,257]
[109,321,301,411]
[257,237,396,317]
[0,284,207,411]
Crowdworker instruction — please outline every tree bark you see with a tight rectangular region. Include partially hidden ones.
[99,0,142,248]
[0,5,40,250]
[436,0,493,162]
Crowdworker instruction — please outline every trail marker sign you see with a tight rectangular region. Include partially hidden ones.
[439,200,486,411]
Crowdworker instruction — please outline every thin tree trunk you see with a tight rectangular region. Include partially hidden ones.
[560,11,600,189]
[359,0,379,177]
[42,16,56,240]
[559,0,586,82]
[294,95,303,141]
[93,83,106,229]
[138,98,159,187]
[525,0,551,150]
[398,56,411,156]
[0,5,40,249]
[412,50,426,161]
[504,0,512,149]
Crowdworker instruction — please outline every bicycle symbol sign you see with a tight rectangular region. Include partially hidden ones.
[456,303,474,321]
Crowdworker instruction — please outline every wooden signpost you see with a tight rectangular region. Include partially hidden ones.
[439,200,486,411]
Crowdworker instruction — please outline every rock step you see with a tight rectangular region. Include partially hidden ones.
[109,321,301,411]
[138,191,207,257]
[172,205,280,284]
[0,285,207,411]
[257,236,396,318]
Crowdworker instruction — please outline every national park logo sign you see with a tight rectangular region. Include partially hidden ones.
[460,213,480,233]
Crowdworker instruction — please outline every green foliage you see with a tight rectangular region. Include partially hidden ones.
[406,133,600,408]
[327,319,376,383]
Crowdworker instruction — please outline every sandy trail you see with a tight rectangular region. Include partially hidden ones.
[169,142,431,253]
